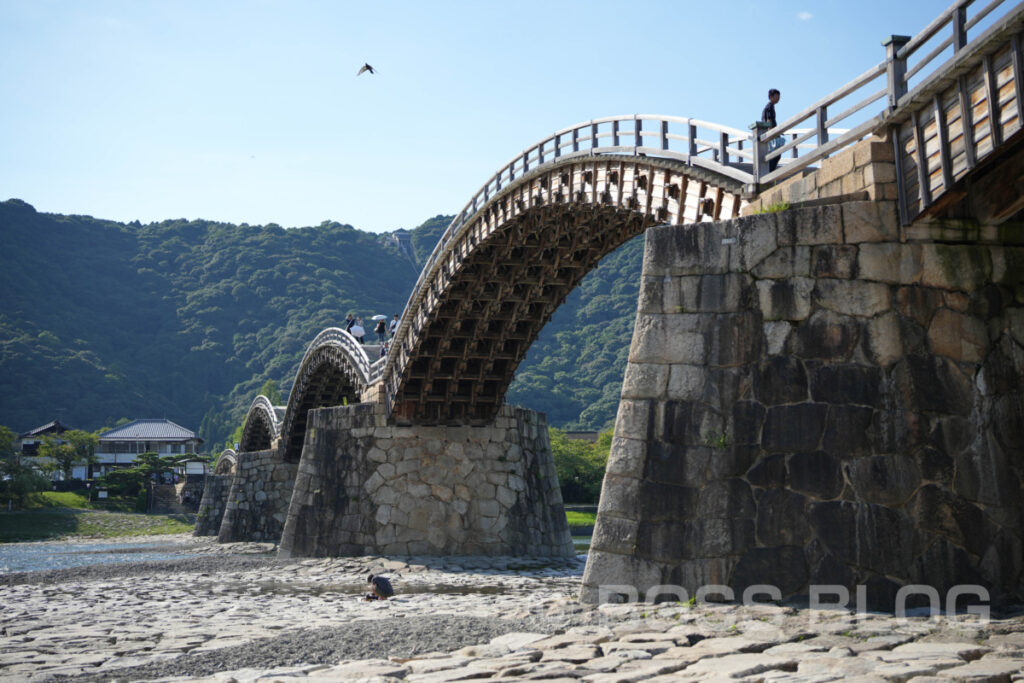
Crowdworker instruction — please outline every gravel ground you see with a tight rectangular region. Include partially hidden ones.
[58,614,568,682]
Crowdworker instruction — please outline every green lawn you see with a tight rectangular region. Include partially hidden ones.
[566,510,596,527]
[0,492,193,542]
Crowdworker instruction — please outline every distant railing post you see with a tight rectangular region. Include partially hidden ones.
[816,105,829,148]
[884,34,912,108]
[720,131,729,165]
[953,4,967,52]
[688,123,697,159]
[660,120,669,151]
[635,117,642,150]
[750,121,770,183]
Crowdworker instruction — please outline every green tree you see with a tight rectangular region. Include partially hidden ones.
[0,425,50,509]
[38,436,79,480]
[549,427,611,504]
[258,379,284,405]
[63,430,99,476]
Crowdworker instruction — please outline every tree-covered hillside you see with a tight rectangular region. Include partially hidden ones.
[0,199,643,448]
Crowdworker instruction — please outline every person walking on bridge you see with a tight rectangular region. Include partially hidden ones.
[762,88,782,172]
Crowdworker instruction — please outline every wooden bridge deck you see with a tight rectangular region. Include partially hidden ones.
[894,17,1024,221]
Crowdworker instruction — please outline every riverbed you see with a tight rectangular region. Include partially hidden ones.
[2,534,1023,682]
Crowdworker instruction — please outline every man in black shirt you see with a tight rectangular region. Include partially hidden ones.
[763,89,782,172]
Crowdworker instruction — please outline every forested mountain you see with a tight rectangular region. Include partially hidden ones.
[0,199,643,449]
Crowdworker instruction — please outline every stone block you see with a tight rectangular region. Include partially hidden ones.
[818,150,856,186]
[747,453,786,488]
[756,277,814,321]
[732,546,809,598]
[731,402,766,446]
[908,485,988,557]
[928,308,989,363]
[821,404,875,459]
[812,245,858,279]
[844,455,922,506]
[756,488,812,545]
[604,437,647,478]
[643,222,722,276]
[637,276,665,314]
[809,364,883,407]
[814,278,891,317]
[753,356,809,405]
[751,245,811,279]
[591,515,640,555]
[628,314,706,364]
[921,244,992,291]
[697,273,751,312]
[620,363,669,400]
[735,217,779,272]
[808,501,918,577]
[779,205,843,246]
[893,356,972,416]
[788,451,843,500]
[842,201,900,244]
[580,550,664,602]
[762,403,828,452]
[666,364,705,400]
[696,479,756,519]
[708,311,763,367]
[858,243,922,284]
[615,399,653,441]
[763,321,792,355]
[864,311,902,367]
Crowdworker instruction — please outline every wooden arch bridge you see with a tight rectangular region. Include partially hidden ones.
[240,0,1024,458]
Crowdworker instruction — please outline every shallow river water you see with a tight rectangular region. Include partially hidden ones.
[0,540,195,574]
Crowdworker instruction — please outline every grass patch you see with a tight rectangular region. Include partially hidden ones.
[566,511,596,526]
[0,508,193,543]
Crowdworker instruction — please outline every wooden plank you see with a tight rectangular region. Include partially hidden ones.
[912,109,932,209]
[934,93,953,193]
[957,74,978,171]
[984,53,1003,148]
[1014,33,1024,128]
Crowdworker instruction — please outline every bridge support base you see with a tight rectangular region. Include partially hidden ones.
[194,474,232,536]
[582,201,1024,608]
[278,403,574,558]
[217,448,297,543]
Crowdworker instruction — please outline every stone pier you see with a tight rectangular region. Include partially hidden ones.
[279,403,574,558]
[217,448,297,544]
[582,200,1024,606]
[193,474,231,536]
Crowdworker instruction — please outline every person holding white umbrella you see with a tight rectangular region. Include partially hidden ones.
[350,318,366,344]
[372,315,388,342]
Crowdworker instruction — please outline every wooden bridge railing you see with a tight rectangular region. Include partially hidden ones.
[302,327,375,386]
[376,0,1024,414]
[759,0,1022,183]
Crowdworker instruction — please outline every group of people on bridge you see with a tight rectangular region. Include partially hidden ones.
[345,312,400,358]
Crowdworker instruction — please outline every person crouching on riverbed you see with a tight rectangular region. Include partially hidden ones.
[365,574,394,601]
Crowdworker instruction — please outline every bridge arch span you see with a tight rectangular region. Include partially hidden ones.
[279,328,374,461]
[239,396,284,453]
[214,449,238,475]
[383,155,748,424]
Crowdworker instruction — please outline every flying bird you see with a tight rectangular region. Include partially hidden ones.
[357,63,376,76]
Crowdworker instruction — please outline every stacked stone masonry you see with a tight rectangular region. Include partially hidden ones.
[278,403,574,558]
[217,448,297,544]
[193,474,231,536]
[582,199,1024,607]
[744,135,898,214]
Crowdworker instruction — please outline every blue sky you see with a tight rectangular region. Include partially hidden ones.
[0,1,960,233]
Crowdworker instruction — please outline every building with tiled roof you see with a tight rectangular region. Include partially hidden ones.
[95,419,203,475]
[17,419,72,456]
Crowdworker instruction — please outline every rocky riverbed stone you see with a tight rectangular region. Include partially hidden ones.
[2,535,1024,682]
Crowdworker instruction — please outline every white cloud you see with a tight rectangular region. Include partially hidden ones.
[797,11,813,20]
